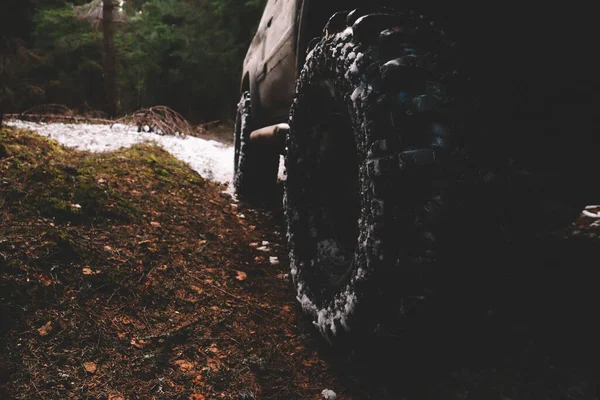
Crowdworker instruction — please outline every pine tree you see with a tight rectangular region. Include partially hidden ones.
[102,0,119,116]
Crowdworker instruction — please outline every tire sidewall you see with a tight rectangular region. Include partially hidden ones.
[286,34,388,341]
[233,92,252,196]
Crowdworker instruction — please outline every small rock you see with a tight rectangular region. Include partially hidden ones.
[322,389,337,400]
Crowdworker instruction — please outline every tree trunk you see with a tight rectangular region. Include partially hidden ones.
[102,0,119,117]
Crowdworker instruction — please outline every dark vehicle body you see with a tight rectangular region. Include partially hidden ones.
[243,0,598,202]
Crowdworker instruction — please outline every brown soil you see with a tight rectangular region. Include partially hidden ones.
[0,127,339,399]
[1,126,599,400]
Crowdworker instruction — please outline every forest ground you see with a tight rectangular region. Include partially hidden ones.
[1,126,599,400]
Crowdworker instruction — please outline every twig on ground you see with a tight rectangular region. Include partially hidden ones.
[139,316,221,341]
[116,106,192,137]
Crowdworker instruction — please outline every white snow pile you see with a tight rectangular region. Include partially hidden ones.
[5,120,224,194]
[7,120,285,195]
[321,389,337,400]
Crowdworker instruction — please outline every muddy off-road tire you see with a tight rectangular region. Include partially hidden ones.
[233,92,279,200]
[285,10,482,342]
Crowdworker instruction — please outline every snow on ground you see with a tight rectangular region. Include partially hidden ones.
[7,120,285,196]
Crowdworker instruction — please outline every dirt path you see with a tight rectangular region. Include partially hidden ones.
[1,126,599,399]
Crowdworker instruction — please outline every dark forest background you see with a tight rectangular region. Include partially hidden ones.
[0,0,266,123]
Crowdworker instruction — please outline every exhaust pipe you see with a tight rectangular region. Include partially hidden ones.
[249,123,289,154]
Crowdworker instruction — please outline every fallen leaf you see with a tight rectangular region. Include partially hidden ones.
[174,359,195,371]
[190,285,204,295]
[207,343,219,354]
[37,274,52,286]
[189,395,206,400]
[205,358,219,370]
[302,356,319,367]
[249,242,259,247]
[82,267,95,275]
[235,271,247,281]
[151,221,161,227]
[37,321,52,336]
[276,273,290,281]
[130,338,148,349]
[83,361,97,374]
[108,395,124,400]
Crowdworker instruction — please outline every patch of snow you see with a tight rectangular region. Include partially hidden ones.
[582,210,600,218]
[269,256,279,265]
[339,27,353,40]
[350,83,371,103]
[7,120,286,196]
[278,155,286,181]
[321,389,337,399]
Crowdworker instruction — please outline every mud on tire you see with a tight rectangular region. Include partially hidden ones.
[233,92,279,200]
[285,10,477,342]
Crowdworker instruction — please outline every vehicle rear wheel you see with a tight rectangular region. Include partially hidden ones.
[233,92,279,201]
[285,9,480,342]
